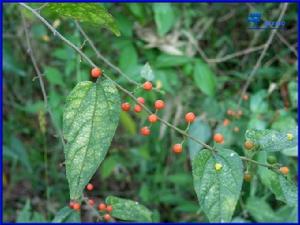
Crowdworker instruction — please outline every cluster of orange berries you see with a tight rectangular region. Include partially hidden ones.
[69,183,113,222]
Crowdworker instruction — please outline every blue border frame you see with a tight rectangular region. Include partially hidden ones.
[1,1,299,224]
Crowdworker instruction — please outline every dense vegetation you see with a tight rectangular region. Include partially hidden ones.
[3,3,298,223]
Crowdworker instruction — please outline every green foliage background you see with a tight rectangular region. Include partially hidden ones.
[3,3,298,222]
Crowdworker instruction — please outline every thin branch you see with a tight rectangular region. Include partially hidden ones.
[238,3,289,106]
[276,32,298,57]
[183,30,266,64]
[240,156,281,174]
[19,3,213,151]
[20,9,65,148]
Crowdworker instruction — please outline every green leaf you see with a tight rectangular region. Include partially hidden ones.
[44,67,64,86]
[246,197,280,222]
[188,118,211,160]
[192,149,243,222]
[140,62,155,81]
[250,90,268,113]
[105,196,152,222]
[16,200,31,222]
[120,111,137,135]
[193,60,217,96]
[257,152,285,201]
[245,128,298,152]
[63,79,120,200]
[288,81,297,108]
[154,54,193,68]
[52,206,80,222]
[46,3,120,36]
[257,151,298,206]
[153,3,176,36]
[279,175,298,207]
[100,155,117,179]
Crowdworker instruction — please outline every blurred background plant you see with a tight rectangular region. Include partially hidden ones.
[3,2,298,222]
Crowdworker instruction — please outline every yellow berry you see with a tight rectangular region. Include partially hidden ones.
[287,133,294,141]
[215,163,223,171]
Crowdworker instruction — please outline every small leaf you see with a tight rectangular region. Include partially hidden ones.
[155,54,193,68]
[46,3,120,36]
[105,196,152,222]
[245,128,298,152]
[44,67,64,86]
[16,200,31,222]
[250,90,268,113]
[100,155,117,179]
[188,118,211,160]
[193,60,217,96]
[63,79,120,200]
[192,149,243,222]
[288,81,297,108]
[257,152,285,201]
[153,3,176,36]
[120,111,136,135]
[52,206,80,222]
[140,63,154,81]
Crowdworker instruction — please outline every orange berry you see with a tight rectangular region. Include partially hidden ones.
[134,104,142,113]
[91,67,102,78]
[214,133,224,144]
[88,199,95,206]
[143,81,153,91]
[243,94,249,101]
[185,112,196,123]
[223,118,230,126]
[104,214,111,221]
[148,114,158,123]
[98,203,106,211]
[86,183,94,191]
[244,172,252,182]
[140,126,150,136]
[73,202,81,211]
[69,201,75,209]
[121,102,131,112]
[106,205,113,212]
[154,100,165,110]
[279,166,289,175]
[244,140,254,150]
[137,97,145,104]
[172,144,182,154]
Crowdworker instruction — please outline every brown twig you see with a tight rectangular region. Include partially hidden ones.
[238,3,289,107]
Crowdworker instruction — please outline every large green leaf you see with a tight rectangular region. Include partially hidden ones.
[188,118,211,160]
[105,196,152,222]
[52,207,80,222]
[193,60,217,96]
[46,3,120,36]
[192,149,243,222]
[63,79,120,200]
[153,3,176,36]
[257,151,298,206]
[245,127,298,152]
